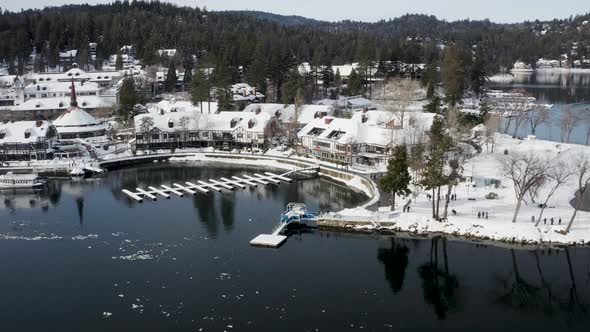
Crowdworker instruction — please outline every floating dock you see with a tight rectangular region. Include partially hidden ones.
[250,203,317,248]
[121,169,315,203]
[249,234,288,247]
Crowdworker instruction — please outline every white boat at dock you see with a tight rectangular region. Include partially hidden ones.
[0,172,46,189]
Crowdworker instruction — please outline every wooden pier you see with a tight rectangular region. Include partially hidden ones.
[121,168,314,203]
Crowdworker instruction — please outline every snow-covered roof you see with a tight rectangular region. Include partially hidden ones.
[25,81,100,94]
[242,103,334,125]
[51,102,107,135]
[13,96,114,112]
[0,120,55,144]
[147,100,219,115]
[30,69,121,83]
[0,75,24,88]
[60,50,78,58]
[157,49,177,57]
[299,111,436,146]
[134,111,273,133]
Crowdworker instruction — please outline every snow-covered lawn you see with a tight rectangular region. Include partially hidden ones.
[337,134,590,246]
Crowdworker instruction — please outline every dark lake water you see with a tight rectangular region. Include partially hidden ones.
[1,164,590,331]
[489,71,590,145]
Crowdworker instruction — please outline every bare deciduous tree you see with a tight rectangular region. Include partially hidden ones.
[483,114,501,154]
[526,105,551,136]
[566,155,590,233]
[560,106,582,143]
[376,78,419,131]
[139,116,155,149]
[500,152,554,223]
[179,116,190,145]
[582,108,590,145]
[535,162,574,226]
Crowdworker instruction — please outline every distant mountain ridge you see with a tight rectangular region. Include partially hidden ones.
[225,10,326,26]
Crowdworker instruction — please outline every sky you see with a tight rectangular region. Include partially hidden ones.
[2,0,590,23]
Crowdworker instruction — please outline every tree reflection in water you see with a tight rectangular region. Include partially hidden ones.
[493,248,588,326]
[418,237,459,320]
[377,238,409,293]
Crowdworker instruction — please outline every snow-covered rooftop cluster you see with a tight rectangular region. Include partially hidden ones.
[242,103,335,126]
[13,96,114,112]
[0,120,56,143]
[298,110,435,147]
[134,110,274,134]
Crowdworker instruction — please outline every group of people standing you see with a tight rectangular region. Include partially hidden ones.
[531,216,562,225]
[477,211,489,219]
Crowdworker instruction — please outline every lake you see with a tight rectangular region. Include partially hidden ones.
[489,71,590,145]
[1,163,589,331]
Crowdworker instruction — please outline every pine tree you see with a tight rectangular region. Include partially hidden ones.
[441,44,468,107]
[470,46,488,98]
[115,50,124,70]
[380,145,412,211]
[420,116,451,220]
[321,65,335,97]
[118,77,137,121]
[190,65,209,112]
[164,59,178,93]
[281,69,303,104]
[347,68,363,96]
[333,68,342,97]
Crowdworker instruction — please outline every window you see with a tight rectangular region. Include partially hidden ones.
[308,128,325,137]
[168,120,174,128]
[327,130,346,140]
[152,133,159,140]
[24,130,31,139]
[313,140,331,149]
[201,132,209,138]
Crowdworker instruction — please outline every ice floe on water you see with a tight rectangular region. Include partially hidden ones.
[113,250,154,261]
[0,233,99,241]
[71,234,99,240]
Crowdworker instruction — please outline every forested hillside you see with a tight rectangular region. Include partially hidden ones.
[0,1,589,79]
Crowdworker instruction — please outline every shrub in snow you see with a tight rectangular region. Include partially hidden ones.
[485,192,499,200]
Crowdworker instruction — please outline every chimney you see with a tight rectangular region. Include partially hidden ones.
[36,120,43,127]
[248,119,255,129]
[325,118,333,125]
[255,107,261,115]
[37,85,40,91]
[362,107,368,113]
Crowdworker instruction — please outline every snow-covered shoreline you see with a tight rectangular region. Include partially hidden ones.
[322,208,589,247]
[169,152,380,208]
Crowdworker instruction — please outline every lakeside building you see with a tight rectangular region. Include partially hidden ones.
[51,82,108,139]
[297,110,435,166]
[12,95,115,121]
[133,110,279,152]
[29,68,123,88]
[0,120,57,161]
